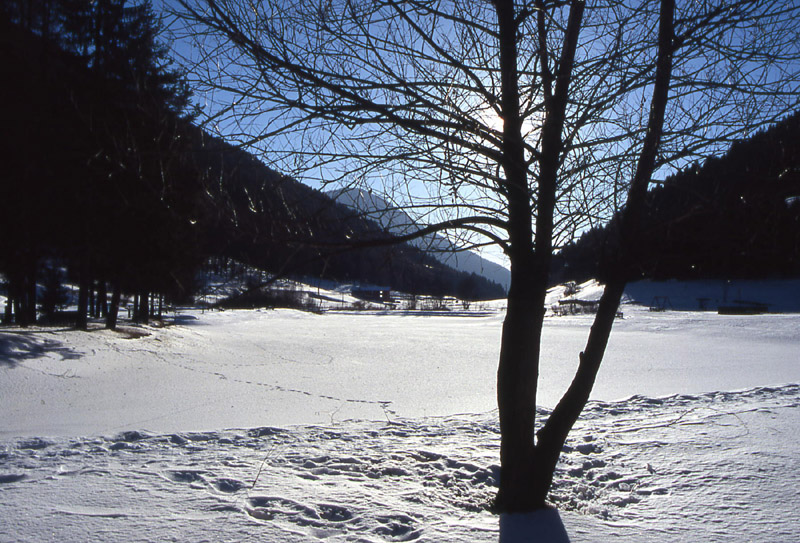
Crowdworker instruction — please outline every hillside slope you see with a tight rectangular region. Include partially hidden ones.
[190,135,505,299]
[553,111,800,283]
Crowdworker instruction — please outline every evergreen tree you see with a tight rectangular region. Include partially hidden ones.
[0,0,200,328]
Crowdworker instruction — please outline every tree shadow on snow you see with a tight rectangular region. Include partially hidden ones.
[500,508,571,543]
[172,314,200,325]
[0,332,82,367]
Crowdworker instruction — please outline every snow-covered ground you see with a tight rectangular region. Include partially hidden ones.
[1,302,799,541]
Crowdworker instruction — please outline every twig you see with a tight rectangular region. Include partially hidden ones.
[251,443,276,490]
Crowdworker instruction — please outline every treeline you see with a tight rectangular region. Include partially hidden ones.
[0,0,503,328]
[553,112,800,283]
[1,0,203,328]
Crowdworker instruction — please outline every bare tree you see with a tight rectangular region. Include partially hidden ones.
[175,0,800,511]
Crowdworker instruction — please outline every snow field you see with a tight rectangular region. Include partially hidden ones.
[1,303,800,541]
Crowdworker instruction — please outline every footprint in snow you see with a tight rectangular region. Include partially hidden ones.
[317,503,353,522]
[373,514,421,541]
[0,473,26,484]
[213,478,246,493]
[246,497,356,528]
[165,470,206,484]
[246,496,317,524]
[17,438,51,450]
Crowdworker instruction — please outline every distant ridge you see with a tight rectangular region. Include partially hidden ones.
[327,188,511,291]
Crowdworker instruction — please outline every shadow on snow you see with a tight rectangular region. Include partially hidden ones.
[0,331,82,366]
[500,508,571,543]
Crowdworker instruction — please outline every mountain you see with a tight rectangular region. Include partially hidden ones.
[326,188,511,291]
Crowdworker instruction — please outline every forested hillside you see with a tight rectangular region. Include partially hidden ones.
[553,112,800,283]
[192,133,505,300]
[0,0,502,328]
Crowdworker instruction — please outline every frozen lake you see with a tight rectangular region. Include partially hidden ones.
[1,305,798,437]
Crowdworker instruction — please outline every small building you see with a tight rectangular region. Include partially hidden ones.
[351,284,393,304]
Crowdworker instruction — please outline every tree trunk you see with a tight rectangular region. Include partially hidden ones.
[496,271,544,511]
[14,276,29,327]
[106,281,121,330]
[13,295,23,326]
[494,0,586,511]
[6,275,20,325]
[530,0,676,505]
[493,0,543,512]
[533,279,627,499]
[25,257,37,324]
[3,294,11,324]
[137,290,149,323]
[8,264,36,326]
